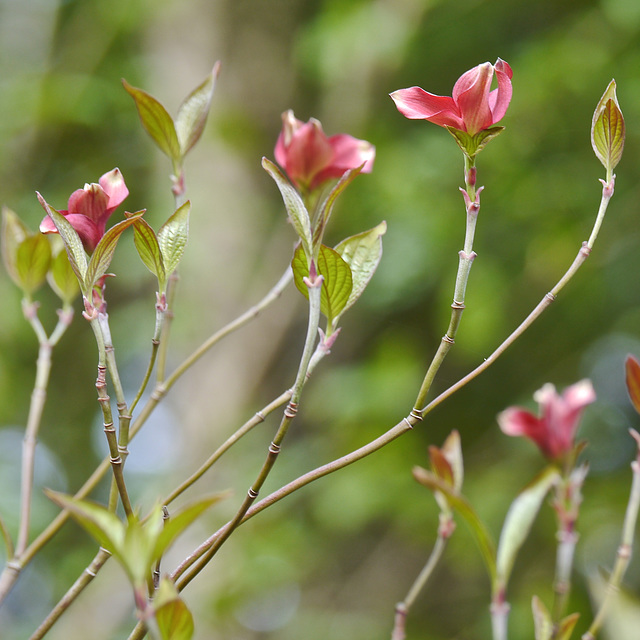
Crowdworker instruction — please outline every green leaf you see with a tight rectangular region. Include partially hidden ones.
[45,490,125,558]
[446,126,505,159]
[16,234,52,294]
[312,166,363,248]
[152,494,227,562]
[1,206,29,287]
[496,466,560,591]
[531,596,553,640]
[262,157,313,259]
[157,201,190,276]
[591,79,625,174]
[175,62,220,157]
[123,79,181,165]
[48,244,81,304]
[292,244,353,325]
[334,221,386,318]
[154,578,194,640]
[37,194,88,289]
[86,211,145,290]
[133,217,166,290]
[412,466,496,581]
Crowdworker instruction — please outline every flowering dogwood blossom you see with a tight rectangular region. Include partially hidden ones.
[40,168,129,251]
[390,59,513,136]
[497,380,596,460]
[274,110,375,191]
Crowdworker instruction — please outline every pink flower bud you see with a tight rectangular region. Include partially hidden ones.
[39,168,129,251]
[498,380,596,461]
[274,110,375,191]
[390,59,513,136]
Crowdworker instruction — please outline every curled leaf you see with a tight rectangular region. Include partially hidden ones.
[591,79,625,175]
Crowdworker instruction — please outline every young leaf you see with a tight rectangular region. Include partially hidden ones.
[334,221,386,317]
[175,62,220,157]
[625,355,640,415]
[85,211,146,290]
[413,466,496,581]
[556,613,580,640]
[495,466,560,592]
[531,596,553,640]
[446,126,505,159]
[133,217,166,290]
[591,79,625,175]
[45,490,125,557]
[123,80,181,165]
[16,234,52,294]
[37,194,88,288]
[262,157,313,259]
[292,244,353,325]
[152,493,227,562]
[1,206,29,287]
[154,578,195,640]
[157,201,190,276]
[312,165,363,248]
[48,244,81,304]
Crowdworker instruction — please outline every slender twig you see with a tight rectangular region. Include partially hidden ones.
[551,465,588,622]
[163,389,293,506]
[27,384,298,637]
[174,272,323,591]
[161,177,615,602]
[155,270,178,384]
[28,548,112,640]
[0,267,295,608]
[90,316,133,517]
[413,156,481,413]
[129,339,159,414]
[16,303,73,556]
[582,430,640,640]
[391,522,452,640]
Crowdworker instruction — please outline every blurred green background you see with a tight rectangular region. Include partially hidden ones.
[2,0,640,638]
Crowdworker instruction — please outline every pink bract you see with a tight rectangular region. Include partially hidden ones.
[390,59,513,136]
[39,168,129,251]
[497,380,596,460]
[274,110,375,191]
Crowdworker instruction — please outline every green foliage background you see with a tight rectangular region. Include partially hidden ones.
[1,0,640,638]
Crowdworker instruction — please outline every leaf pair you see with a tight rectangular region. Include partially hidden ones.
[46,490,225,589]
[291,221,386,330]
[2,207,79,303]
[123,63,220,174]
[131,202,191,294]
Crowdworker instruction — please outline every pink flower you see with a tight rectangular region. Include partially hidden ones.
[40,168,129,251]
[498,380,596,460]
[390,59,513,136]
[274,110,375,191]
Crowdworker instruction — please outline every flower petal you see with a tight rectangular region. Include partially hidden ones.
[275,117,334,189]
[99,168,129,212]
[488,58,513,125]
[390,87,463,129]
[67,185,110,222]
[453,62,494,135]
[328,134,375,174]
